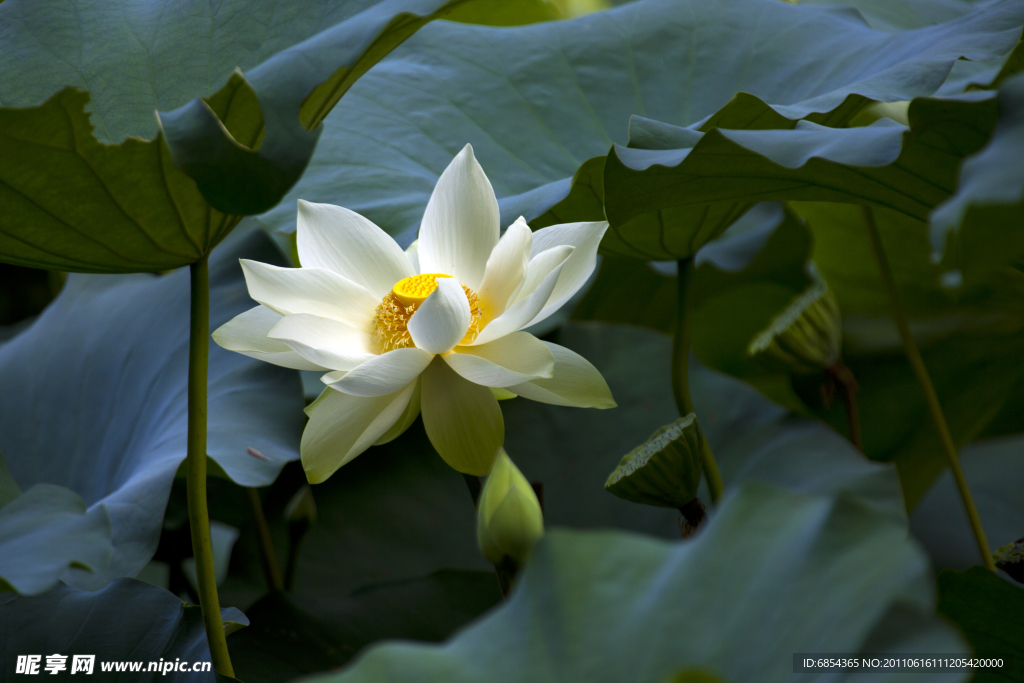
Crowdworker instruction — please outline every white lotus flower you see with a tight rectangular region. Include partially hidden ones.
[214,144,615,482]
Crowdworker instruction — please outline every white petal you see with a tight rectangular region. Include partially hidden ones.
[526,221,609,326]
[375,378,422,446]
[297,199,414,298]
[509,245,576,306]
[508,341,616,408]
[477,217,532,321]
[240,259,378,329]
[418,144,499,290]
[212,305,327,371]
[420,356,503,475]
[406,239,421,274]
[407,278,471,354]
[444,332,554,387]
[301,385,416,483]
[324,347,433,397]
[268,314,376,371]
[469,246,573,346]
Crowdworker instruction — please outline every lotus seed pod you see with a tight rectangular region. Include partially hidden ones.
[604,414,703,508]
[747,281,842,374]
[994,537,1024,584]
[477,450,544,565]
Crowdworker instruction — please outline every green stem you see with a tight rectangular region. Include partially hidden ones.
[187,256,236,675]
[247,487,284,592]
[672,259,725,503]
[830,362,863,451]
[493,557,517,597]
[861,207,995,571]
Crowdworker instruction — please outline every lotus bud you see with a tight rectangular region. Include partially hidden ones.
[994,537,1024,584]
[747,280,842,374]
[604,414,703,508]
[477,450,544,565]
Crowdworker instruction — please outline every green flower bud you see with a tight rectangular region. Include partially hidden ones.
[604,414,703,508]
[477,450,544,565]
[994,537,1024,584]
[747,281,842,374]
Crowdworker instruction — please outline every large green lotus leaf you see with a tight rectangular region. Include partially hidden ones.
[689,205,814,387]
[931,72,1024,264]
[308,483,964,683]
[936,567,1024,682]
[506,324,904,524]
[0,0,501,273]
[255,0,1023,246]
[267,322,901,608]
[793,203,962,321]
[281,424,491,601]
[0,578,247,682]
[570,202,791,336]
[229,570,501,683]
[570,256,677,335]
[794,200,1024,506]
[0,228,304,589]
[599,91,1004,259]
[911,435,1024,572]
[799,0,1021,96]
[800,0,974,31]
[572,200,1024,509]
[0,484,113,594]
[0,451,20,509]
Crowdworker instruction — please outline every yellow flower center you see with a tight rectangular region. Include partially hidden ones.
[374,274,484,351]
[392,273,453,306]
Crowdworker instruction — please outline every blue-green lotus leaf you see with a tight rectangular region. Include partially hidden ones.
[910,434,1024,572]
[0,578,247,682]
[931,72,1024,257]
[936,567,1024,679]
[600,93,999,259]
[0,0,503,272]
[256,0,1024,248]
[0,483,113,595]
[307,483,964,683]
[0,228,303,589]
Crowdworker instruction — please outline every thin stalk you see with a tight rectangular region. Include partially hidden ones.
[830,362,863,451]
[672,259,725,502]
[187,256,236,675]
[862,206,994,571]
[247,487,284,592]
[493,557,517,597]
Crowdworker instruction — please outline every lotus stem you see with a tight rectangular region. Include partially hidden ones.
[247,487,284,592]
[830,361,863,451]
[187,255,236,675]
[494,557,517,597]
[861,206,994,571]
[672,259,725,503]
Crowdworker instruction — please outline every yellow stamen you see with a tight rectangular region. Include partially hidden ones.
[391,273,453,307]
[373,275,484,351]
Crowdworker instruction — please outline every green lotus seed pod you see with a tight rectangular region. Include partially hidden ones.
[604,414,703,508]
[994,537,1024,584]
[747,281,842,374]
[477,450,544,565]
